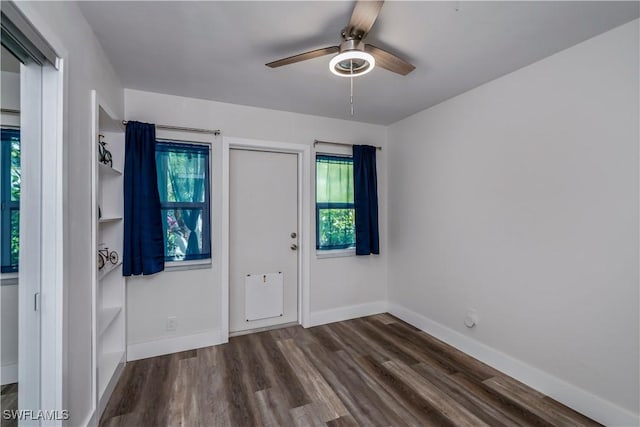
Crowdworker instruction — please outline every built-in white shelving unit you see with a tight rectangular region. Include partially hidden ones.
[91,90,126,419]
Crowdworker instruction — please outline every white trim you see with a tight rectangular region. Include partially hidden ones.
[0,274,19,286]
[1,363,18,385]
[387,303,640,427]
[89,90,100,424]
[97,353,126,419]
[220,139,230,343]
[39,57,65,426]
[126,329,223,361]
[163,259,212,272]
[307,301,388,327]
[221,137,312,335]
[316,248,356,259]
[79,408,96,427]
[300,143,312,328]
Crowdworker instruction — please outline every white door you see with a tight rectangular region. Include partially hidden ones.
[229,149,298,333]
[19,52,43,425]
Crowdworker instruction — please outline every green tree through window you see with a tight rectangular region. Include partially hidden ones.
[316,154,355,250]
[1,128,20,272]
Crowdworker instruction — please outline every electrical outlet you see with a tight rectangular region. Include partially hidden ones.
[464,309,478,328]
[166,316,177,331]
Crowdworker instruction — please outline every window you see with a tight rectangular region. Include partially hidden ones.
[316,154,355,250]
[156,140,211,262]
[1,128,20,273]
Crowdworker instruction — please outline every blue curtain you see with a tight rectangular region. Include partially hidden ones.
[123,121,165,275]
[353,145,379,255]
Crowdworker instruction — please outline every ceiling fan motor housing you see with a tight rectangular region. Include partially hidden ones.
[340,38,365,53]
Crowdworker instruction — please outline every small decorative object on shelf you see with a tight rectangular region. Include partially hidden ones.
[98,205,102,219]
[98,134,113,167]
[97,247,119,270]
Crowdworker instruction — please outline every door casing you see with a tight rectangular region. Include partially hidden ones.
[221,137,311,342]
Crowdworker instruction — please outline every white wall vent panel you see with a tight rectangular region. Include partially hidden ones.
[245,272,284,321]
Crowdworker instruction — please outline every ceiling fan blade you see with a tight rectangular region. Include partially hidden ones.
[266,46,339,68]
[365,44,415,76]
[347,0,384,38]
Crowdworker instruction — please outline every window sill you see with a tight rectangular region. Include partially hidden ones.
[316,248,356,259]
[164,259,212,272]
[1,272,18,286]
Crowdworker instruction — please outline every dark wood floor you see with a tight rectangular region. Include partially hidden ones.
[100,314,601,427]
[1,383,18,427]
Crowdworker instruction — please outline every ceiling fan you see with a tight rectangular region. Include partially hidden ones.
[266,0,415,77]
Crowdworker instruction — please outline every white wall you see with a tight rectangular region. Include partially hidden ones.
[388,19,639,424]
[14,2,123,425]
[124,89,388,351]
[1,71,20,111]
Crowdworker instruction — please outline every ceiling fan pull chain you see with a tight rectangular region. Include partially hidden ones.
[350,59,355,116]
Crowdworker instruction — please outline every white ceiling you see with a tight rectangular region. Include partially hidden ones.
[79,1,639,125]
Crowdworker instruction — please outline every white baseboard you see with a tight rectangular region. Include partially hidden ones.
[388,303,639,427]
[127,329,223,361]
[1,363,17,385]
[307,301,387,327]
[80,408,96,427]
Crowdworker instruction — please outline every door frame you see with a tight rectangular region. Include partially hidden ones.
[7,1,66,423]
[221,137,311,342]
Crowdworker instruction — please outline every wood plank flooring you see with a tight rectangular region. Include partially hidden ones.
[1,383,18,427]
[99,314,601,427]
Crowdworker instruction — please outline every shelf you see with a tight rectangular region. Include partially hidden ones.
[99,216,122,224]
[99,306,122,336]
[98,162,123,176]
[99,107,125,133]
[99,350,125,398]
[98,261,122,280]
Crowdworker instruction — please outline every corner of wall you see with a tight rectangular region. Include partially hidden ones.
[126,329,224,361]
[308,301,388,327]
[387,302,640,427]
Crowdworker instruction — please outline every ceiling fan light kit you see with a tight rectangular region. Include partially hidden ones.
[329,50,375,77]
